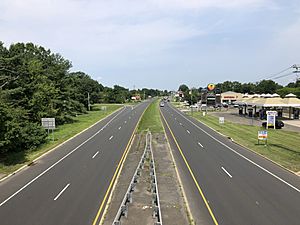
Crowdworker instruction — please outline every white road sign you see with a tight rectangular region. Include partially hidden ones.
[41,118,56,129]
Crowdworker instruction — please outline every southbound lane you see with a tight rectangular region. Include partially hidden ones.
[0,101,150,225]
[160,103,300,225]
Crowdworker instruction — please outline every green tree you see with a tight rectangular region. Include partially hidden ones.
[255,80,282,94]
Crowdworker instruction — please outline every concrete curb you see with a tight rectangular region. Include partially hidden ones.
[0,106,125,183]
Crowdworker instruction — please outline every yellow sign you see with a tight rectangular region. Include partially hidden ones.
[207,83,215,91]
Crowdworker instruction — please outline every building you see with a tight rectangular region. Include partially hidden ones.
[221,91,243,104]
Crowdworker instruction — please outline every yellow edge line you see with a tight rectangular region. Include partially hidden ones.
[92,103,149,225]
[160,110,195,225]
[160,108,219,225]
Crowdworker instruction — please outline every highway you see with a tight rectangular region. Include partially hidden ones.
[160,102,300,225]
[0,101,150,225]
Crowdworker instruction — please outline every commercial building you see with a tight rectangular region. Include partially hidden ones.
[221,91,243,104]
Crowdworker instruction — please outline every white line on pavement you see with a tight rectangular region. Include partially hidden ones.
[179,123,182,126]
[0,107,126,207]
[92,151,99,159]
[198,142,204,148]
[118,126,122,130]
[124,121,127,123]
[54,183,70,201]
[221,167,233,178]
[187,130,190,134]
[109,136,114,140]
[169,106,300,193]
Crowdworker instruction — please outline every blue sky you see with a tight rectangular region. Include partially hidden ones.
[1,0,299,90]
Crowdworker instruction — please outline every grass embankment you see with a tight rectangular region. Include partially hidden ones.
[186,110,300,172]
[0,104,122,176]
[138,99,163,133]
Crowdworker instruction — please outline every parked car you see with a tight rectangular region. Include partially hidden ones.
[262,120,284,129]
[160,102,165,107]
[222,103,229,108]
[190,104,199,108]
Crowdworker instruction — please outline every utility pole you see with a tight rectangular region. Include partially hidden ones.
[87,92,91,111]
[292,64,300,81]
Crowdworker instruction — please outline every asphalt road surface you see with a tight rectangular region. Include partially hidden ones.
[0,101,150,225]
[160,102,300,225]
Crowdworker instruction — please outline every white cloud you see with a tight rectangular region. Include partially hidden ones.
[0,0,295,89]
[148,0,275,11]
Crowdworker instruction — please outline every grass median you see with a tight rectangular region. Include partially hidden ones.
[185,110,300,173]
[138,99,163,134]
[0,104,122,176]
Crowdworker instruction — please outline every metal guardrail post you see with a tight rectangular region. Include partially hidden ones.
[112,131,163,225]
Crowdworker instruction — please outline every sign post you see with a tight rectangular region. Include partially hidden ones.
[41,118,56,141]
[258,130,268,145]
[219,117,225,124]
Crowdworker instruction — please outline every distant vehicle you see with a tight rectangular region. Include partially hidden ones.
[262,120,284,129]
[190,104,199,108]
[160,102,165,107]
[222,103,229,108]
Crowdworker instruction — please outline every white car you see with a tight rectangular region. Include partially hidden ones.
[190,104,199,108]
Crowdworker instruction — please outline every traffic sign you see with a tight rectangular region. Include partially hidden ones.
[41,118,55,129]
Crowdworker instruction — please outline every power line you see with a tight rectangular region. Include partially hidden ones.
[272,72,294,80]
[263,66,292,80]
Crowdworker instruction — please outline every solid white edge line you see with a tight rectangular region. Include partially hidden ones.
[54,183,70,201]
[92,151,100,159]
[221,167,233,178]
[169,105,300,193]
[0,107,127,207]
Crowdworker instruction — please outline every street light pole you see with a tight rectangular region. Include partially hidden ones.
[87,92,91,111]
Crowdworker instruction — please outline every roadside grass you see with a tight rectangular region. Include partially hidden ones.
[0,104,122,176]
[186,111,300,172]
[138,99,164,133]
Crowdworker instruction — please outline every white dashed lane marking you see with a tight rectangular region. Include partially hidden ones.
[54,183,70,201]
[92,151,99,159]
[221,167,233,178]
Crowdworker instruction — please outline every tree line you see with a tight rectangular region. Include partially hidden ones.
[177,79,300,104]
[0,42,165,155]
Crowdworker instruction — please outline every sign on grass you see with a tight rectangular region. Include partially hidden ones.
[266,111,277,129]
[41,118,55,129]
[258,130,268,140]
[258,130,268,145]
[219,117,225,124]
